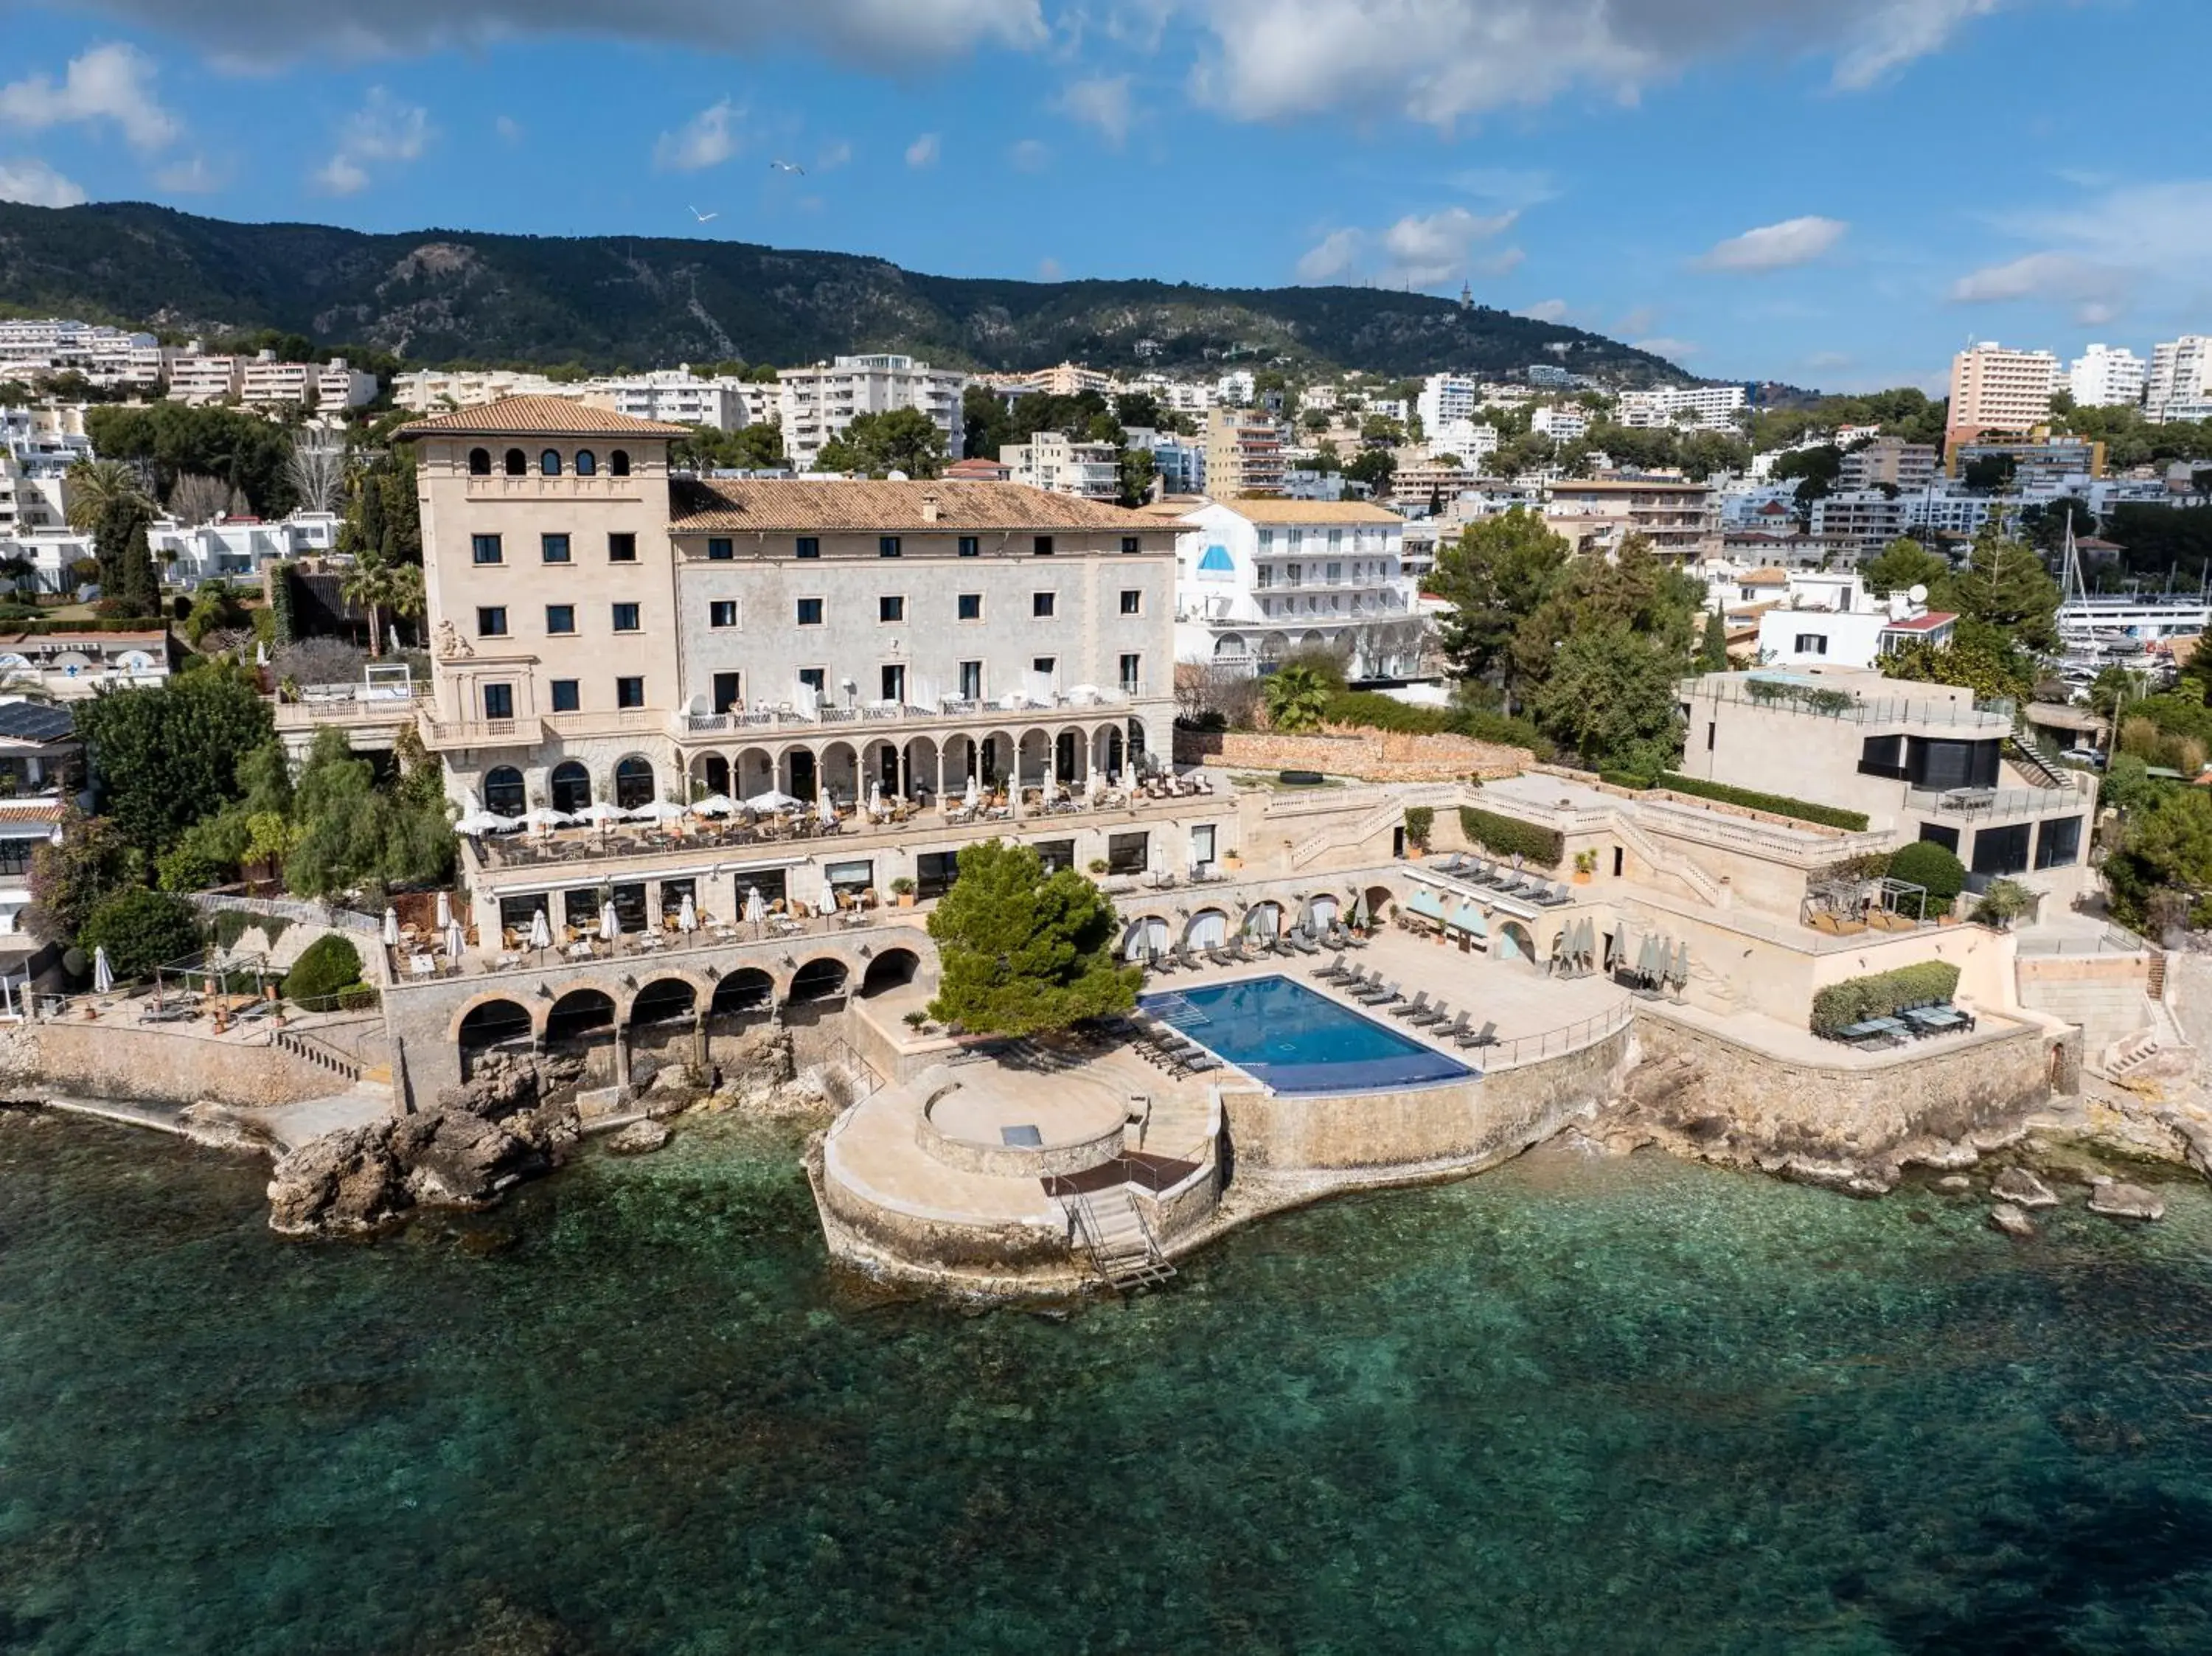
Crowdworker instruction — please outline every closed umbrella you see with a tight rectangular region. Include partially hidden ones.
[678,892,698,933]
[445,919,466,959]
[1672,940,1691,990]
[867,781,883,818]
[599,902,619,942]
[91,946,114,994]
[436,891,452,930]
[964,773,980,809]
[745,886,767,925]
[817,791,838,828]
[528,908,552,951]
[1350,890,1371,928]
[383,906,400,947]
[1610,925,1636,975]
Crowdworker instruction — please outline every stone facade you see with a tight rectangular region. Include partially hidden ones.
[1175,726,1528,782]
[0,1021,347,1109]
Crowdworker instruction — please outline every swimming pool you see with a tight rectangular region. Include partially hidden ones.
[1142,975,1477,1093]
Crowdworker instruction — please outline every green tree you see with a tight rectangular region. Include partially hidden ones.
[815,408,947,478]
[1697,608,1731,672]
[1861,537,1949,597]
[672,422,785,471]
[1343,448,1396,496]
[1880,618,2035,705]
[1430,507,1570,693]
[2106,787,2212,929]
[83,403,298,518]
[27,811,145,943]
[961,386,1016,459]
[1961,454,2017,493]
[923,840,1138,1037]
[79,888,201,981]
[73,665,275,854]
[283,728,455,899]
[1262,664,1333,733]
[1935,529,2061,654]
[1889,838,1967,916]
[1528,623,1686,776]
[341,554,425,658]
[1116,445,1158,507]
[283,933,364,1006]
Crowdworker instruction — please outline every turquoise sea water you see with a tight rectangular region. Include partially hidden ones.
[4,1110,2212,1655]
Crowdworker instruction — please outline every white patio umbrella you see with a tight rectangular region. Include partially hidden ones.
[445,919,466,959]
[745,789,801,813]
[964,773,981,809]
[91,946,113,995]
[678,892,698,933]
[635,799,686,824]
[599,901,620,942]
[578,801,625,829]
[528,908,552,950]
[521,805,570,834]
[817,790,838,827]
[745,886,767,925]
[1610,925,1635,974]
[692,793,737,816]
[453,809,509,836]
[867,780,883,818]
[382,906,400,947]
[435,890,452,930]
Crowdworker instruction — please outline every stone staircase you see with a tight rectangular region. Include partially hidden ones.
[1065,1186,1175,1290]
[2019,966,2180,1077]
[2005,732,2067,792]
[272,1026,365,1085]
[1608,810,1724,907]
[1289,796,1408,872]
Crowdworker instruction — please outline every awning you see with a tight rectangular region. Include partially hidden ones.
[1447,902,1488,936]
[1407,888,1447,921]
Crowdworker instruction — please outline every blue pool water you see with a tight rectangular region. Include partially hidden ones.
[1144,973,1476,1093]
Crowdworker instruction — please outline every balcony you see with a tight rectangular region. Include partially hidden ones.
[1905,784,2092,822]
[418,712,544,751]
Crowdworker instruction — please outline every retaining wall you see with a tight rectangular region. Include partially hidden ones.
[0,1020,348,1109]
[1175,726,1527,782]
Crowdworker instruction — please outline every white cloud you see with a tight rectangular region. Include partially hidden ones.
[1008,137,1050,173]
[1633,336,1700,360]
[1948,179,2212,324]
[1518,298,1570,322]
[0,42,180,152]
[1296,205,1517,289]
[1188,0,2008,128]
[815,139,852,171]
[0,158,87,207]
[1949,251,2120,306]
[1057,74,1133,146]
[1450,166,1558,209]
[313,87,432,194]
[655,98,742,172]
[1695,215,1847,271]
[905,132,940,168]
[153,154,221,193]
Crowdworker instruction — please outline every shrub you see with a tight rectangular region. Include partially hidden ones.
[1888,839,1967,915]
[284,933,364,1006]
[1458,806,1564,868]
[1972,877,2035,930]
[1403,806,1433,851]
[156,846,227,894]
[1599,770,1653,790]
[1654,772,1870,832]
[335,983,380,1012]
[1810,960,1963,1037]
[78,889,202,981]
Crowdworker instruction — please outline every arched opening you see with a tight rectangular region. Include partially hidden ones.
[629,978,697,1028]
[574,449,597,477]
[1017,729,1051,793]
[467,447,492,476]
[818,741,860,807]
[1497,921,1536,964]
[613,755,655,810]
[540,448,563,477]
[735,747,776,800]
[1306,893,1340,930]
[545,987,616,1045]
[1126,716,1148,773]
[1242,900,1282,941]
[1093,723,1125,781]
[1186,908,1228,947]
[483,765,526,818]
[692,754,730,798]
[504,448,527,476]
[1054,728,1079,783]
[787,958,849,1003]
[609,450,631,477]
[1213,633,1246,659]
[1122,914,1170,961]
[710,968,773,1019]
[457,998,533,1079]
[549,760,591,813]
[1362,886,1396,927]
[860,948,920,996]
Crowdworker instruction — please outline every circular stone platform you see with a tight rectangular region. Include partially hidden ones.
[918,1068,1130,1178]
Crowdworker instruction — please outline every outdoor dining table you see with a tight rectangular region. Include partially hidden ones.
[1904,1005,1968,1033]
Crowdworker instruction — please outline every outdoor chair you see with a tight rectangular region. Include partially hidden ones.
[1293,932,1321,955]
[1356,978,1401,1006]
[1408,998,1449,1028]
[1437,1011,1472,1044]
[1391,989,1433,1021]
[1458,1019,1498,1049]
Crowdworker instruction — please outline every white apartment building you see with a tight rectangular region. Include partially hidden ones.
[1214,371,1256,408]
[1809,490,1911,551]
[1946,342,2058,439]
[150,511,343,584]
[0,320,174,392]
[1530,405,1589,442]
[233,352,378,411]
[595,372,776,431]
[1905,492,1997,538]
[396,368,568,413]
[779,355,967,473]
[2146,336,2212,424]
[2068,344,2146,409]
[1172,498,1422,680]
[1756,588,1957,672]
[167,354,243,405]
[1426,418,1500,465]
[1838,436,1939,494]
[1416,374,1481,431]
[1615,384,1747,431]
[1000,431,1119,501]
[1298,384,1342,414]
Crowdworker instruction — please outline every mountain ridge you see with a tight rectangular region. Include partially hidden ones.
[0,201,1691,383]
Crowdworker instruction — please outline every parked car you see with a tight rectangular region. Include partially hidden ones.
[2058,746,2107,767]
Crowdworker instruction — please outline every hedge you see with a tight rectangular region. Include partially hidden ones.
[1810,961,1962,1037]
[1320,690,1554,759]
[79,889,203,981]
[1888,839,1966,916]
[1654,772,1870,832]
[284,933,363,1006]
[1458,806,1564,869]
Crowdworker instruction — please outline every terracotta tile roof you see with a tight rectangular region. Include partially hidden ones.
[666,478,1169,533]
[1881,610,1958,633]
[0,799,62,823]
[0,630,169,645]
[396,395,689,439]
[1198,498,1404,525]
[1739,568,1790,585]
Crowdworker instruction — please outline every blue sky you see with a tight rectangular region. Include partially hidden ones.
[1,1,2208,391]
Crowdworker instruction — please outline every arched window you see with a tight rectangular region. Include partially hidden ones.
[608,450,631,477]
[483,765,526,818]
[504,448,527,476]
[574,449,597,477]
[549,759,591,813]
[540,449,563,477]
[467,447,492,476]
[613,755,654,810]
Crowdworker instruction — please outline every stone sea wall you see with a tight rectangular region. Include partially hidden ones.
[1175,726,1527,782]
[0,1021,347,1109]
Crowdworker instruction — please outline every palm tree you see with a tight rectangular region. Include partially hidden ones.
[1262,664,1332,734]
[340,557,400,659]
[63,459,152,534]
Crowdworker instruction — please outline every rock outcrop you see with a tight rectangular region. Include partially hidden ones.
[2087,1179,2166,1221]
[695,1027,837,1119]
[607,1119,671,1155]
[1988,1203,2036,1238]
[1991,1166,2060,1209]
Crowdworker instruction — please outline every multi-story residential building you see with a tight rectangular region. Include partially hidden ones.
[1020,363,1113,399]
[1214,371,1256,408]
[1123,428,1204,496]
[1542,479,1718,560]
[1203,408,1287,498]
[1172,499,1421,680]
[1615,385,1747,431]
[1904,491,1997,539]
[1298,384,1342,414]
[166,354,243,405]
[1415,373,1480,432]
[1425,418,1499,465]
[398,396,1178,866]
[1809,490,1911,552]
[149,511,343,584]
[1838,436,1939,494]
[1390,462,1477,515]
[1948,435,2104,486]
[1530,404,1589,442]
[1525,363,1573,389]
[594,371,776,431]
[778,355,967,473]
[396,368,569,413]
[0,700,79,948]
[2146,336,2212,424]
[230,352,378,411]
[2068,344,2146,409]
[1945,342,2058,441]
[1754,585,1957,670]
[1001,431,1120,501]
[0,320,174,392]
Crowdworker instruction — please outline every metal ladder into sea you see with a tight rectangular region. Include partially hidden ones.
[1065,1186,1176,1291]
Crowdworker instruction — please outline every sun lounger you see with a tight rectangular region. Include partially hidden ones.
[1437,1011,1472,1044]
[1356,978,1402,1006]
[1457,1019,1498,1049]
[1407,998,1448,1028]
[1390,989,1433,1020]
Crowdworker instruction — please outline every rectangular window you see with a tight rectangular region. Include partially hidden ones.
[879,535,902,558]
[957,593,982,621]
[1032,839,1077,874]
[1119,653,1141,695]
[795,536,818,559]
[826,859,874,895]
[1705,720,1715,752]
[1121,535,1141,554]
[1032,655,1056,679]
[915,850,960,900]
[1327,529,1343,551]
[549,678,580,712]
[712,670,741,714]
[1107,830,1148,874]
[1793,633,1828,655]
[1034,535,1054,556]
[796,597,824,625]
[1970,821,2031,877]
[1119,589,1142,615]
[1919,822,1961,855]
[615,675,644,709]
[611,602,641,632]
[958,536,980,558]
[1325,561,1342,584]
[1258,528,1275,551]
[709,600,738,628]
[545,604,575,636]
[1613,846,1624,877]
[608,532,638,563]
[798,667,827,695]
[881,664,906,703]
[2035,815,2083,870]
[482,682,514,720]
[879,594,905,622]
[707,537,734,561]
[471,533,503,566]
[476,605,507,638]
[1191,824,1216,868]
[1032,592,1056,618]
[958,660,982,700]
[540,532,570,564]
[1255,565,1275,590]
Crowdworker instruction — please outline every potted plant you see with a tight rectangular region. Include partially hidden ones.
[1403,807,1433,860]
[1573,849,1598,885]
[889,875,917,908]
[1221,847,1242,873]
[1088,857,1110,875]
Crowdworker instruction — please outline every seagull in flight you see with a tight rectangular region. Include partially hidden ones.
[688,206,719,223]
[769,159,805,175]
